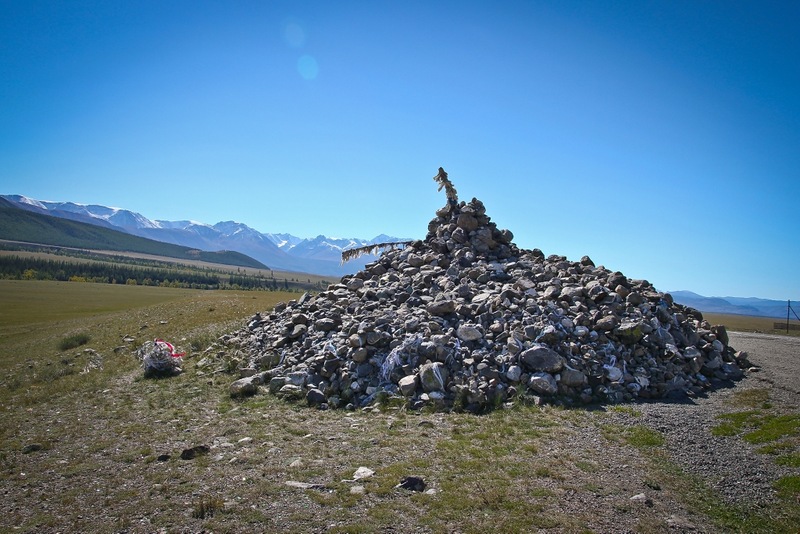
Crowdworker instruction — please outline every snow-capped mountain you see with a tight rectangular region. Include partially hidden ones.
[263,232,305,250]
[7,196,160,230]
[5,195,46,210]
[1,194,410,277]
[2,194,123,230]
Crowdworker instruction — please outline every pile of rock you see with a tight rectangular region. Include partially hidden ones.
[221,184,750,411]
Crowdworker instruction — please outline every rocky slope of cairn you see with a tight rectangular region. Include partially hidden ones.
[219,172,750,411]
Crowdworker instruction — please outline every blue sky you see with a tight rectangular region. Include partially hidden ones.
[1,1,798,300]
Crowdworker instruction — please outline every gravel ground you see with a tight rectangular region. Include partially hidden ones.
[619,332,800,507]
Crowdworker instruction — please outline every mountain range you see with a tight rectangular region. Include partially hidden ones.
[668,291,793,319]
[0,196,267,269]
[1,194,409,277]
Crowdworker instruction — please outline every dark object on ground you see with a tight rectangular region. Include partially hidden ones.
[22,443,43,454]
[397,476,426,492]
[180,445,210,460]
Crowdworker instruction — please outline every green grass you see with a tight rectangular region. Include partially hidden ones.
[598,423,665,448]
[624,425,665,447]
[775,476,800,499]
[0,279,191,330]
[712,411,800,444]
[776,453,800,467]
[0,279,290,399]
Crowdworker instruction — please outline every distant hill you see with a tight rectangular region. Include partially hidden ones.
[0,198,267,269]
[669,290,793,319]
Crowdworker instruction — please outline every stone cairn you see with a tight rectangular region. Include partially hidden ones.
[221,169,751,411]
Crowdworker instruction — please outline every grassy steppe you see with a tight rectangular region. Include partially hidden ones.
[0,280,288,391]
[1,281,798,533]
[704,312,800,337]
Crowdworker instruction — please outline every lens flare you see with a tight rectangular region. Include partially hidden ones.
[297,55,319,80]
[283,22,305,48]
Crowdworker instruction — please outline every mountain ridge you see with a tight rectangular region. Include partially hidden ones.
[0,199,267,269]
[668,290,793,319]
[2,194,410,277]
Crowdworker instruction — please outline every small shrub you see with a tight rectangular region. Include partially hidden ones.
[58,333,91,351]
[192,494,224,519]
[188,331,218,352]
[574,460,599,473]
[35,364,76,383]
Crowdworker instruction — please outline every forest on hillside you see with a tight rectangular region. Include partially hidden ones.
[0,254,326,292]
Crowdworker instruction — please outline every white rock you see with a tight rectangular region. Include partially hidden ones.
[353,467,375,480]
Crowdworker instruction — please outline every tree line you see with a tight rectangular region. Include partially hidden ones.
[0,255,289,290]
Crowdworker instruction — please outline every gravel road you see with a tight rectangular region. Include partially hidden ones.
[627,332,800,507]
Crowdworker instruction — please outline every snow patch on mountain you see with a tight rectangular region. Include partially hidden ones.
[3,195,47,210]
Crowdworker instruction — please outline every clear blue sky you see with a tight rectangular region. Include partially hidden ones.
[1,1,798,300]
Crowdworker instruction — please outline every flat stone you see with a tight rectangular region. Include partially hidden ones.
[230,376,259,397]
[560,368,586,387]
[351,347,369,363]
[456,325,483,342]
[398,375,418,396]
[528,372,558,395]
[419,362,448,392]
[306,388,327,405]
[352,467,375,480]
[615,321,645,344]
[520,344,564,373]
[427,300,456,315]
[595,315,619,331]
[285,480,326,490]
[278,384,304,399]
[289,324,308,339]
[505,364,522,382]
[314,318,338,332]
[456,213,479,231]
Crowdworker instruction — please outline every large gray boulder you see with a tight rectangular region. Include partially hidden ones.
[520,345,564,373]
